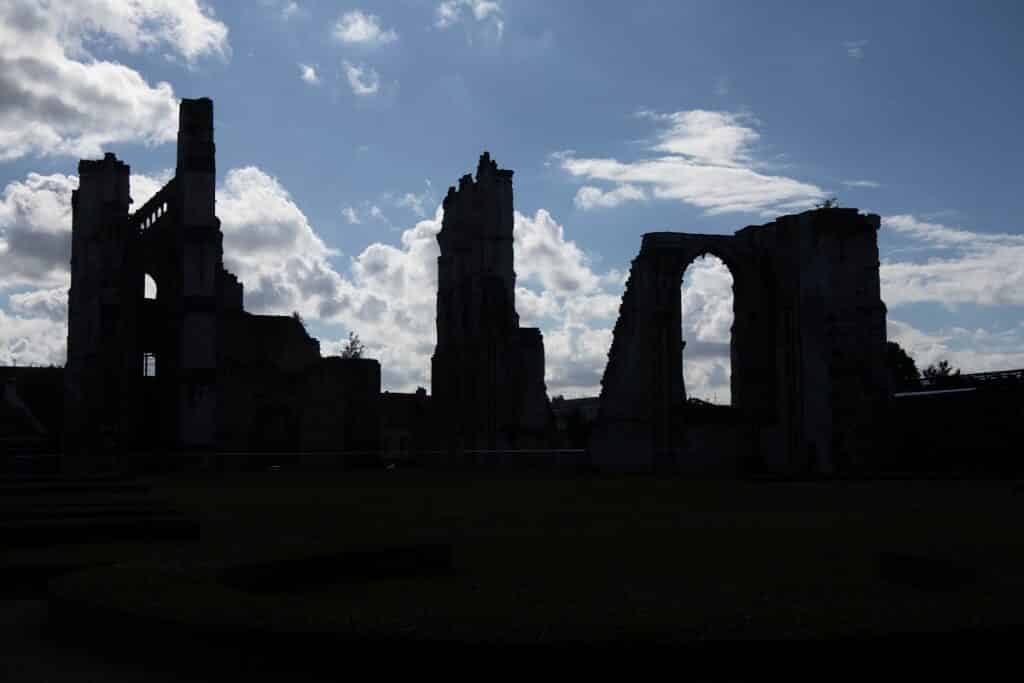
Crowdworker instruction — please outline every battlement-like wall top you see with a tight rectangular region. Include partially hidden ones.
[443,151,513,208]
[77,152,129,176]
[735,207,880,238]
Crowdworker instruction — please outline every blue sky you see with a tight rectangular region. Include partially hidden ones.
[2,0,1023,399]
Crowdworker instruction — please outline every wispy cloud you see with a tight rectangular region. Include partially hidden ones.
[435,1,504,41]
[845,40,868,59]
[574,185,646,210]
[881,214,1024,307]
[342,206,361,224]
[343,61,380,96]
[560,109,826,215]
[842,179,880,188]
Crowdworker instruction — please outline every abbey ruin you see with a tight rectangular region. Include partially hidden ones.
[5,96,910,475]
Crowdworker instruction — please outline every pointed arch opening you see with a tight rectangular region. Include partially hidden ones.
[680,254,734,405]
[144,273,158,300]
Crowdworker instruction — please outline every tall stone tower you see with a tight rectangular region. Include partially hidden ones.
[432,153,550,451]
[65,98,231,457]
[64,152,133,456]
[172,97,220,447]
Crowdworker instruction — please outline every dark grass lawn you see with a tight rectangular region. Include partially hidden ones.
[43,470,1024,644]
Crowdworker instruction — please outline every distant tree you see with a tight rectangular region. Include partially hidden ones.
[291,311,305,329]
[886,341,920,391]
[923,359,960,379]
[340,332,365,359]
[922,359,961,387]
[815,196,840,209]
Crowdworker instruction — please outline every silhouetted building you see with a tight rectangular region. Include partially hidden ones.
[12,96,1017,476]
[594,210,890,474]
[63,98,379,459]
[431,153,551,451]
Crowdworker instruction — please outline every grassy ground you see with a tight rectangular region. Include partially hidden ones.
[42,470,1024,643]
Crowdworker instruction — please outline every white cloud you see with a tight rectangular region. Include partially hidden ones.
[513,209,603,295]
[680,256,734,403]
[560,109,826,216]
[845,40,868,59]
[643,110,759,166]
[0,168,171,292]
[282,1,300,20]
[396,184,437,217]
[9,286,67,322]
[342,61,380,96]
[0,0,229,161]
[0,172,78,290]
[299,63,319,84]
[842,179,880,188]
[333,10,397,46]
[0,307,66,366]
[881,215,1024,307]
[573,184,646,210]
[888,319,1024,375]
[342,206,361,224]
[216,167,344,318]
[435,0,504,41]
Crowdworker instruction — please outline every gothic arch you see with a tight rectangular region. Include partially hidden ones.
[593,210,888,474]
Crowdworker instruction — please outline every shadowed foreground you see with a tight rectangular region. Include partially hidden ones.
[3,470,1019,676]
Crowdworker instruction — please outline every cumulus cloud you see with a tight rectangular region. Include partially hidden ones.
[0,172,77,290]
[333,9,398,46]
[299,63,319,84]
[0,0,228,161]
[560,110,826,216]
[342,61,380,96]
[9,286,67,322]
[680,256,734,403]
[216,167,343,318]
[514,209,603,295]
[0,168,171,293]
[435,0,504,41]
[0,308,66,366]
[881,214,1024,307]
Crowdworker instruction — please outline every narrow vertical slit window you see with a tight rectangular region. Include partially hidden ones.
[143,353,157,377]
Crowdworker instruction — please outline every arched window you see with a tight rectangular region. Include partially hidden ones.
[680,254,734,405]
[144,273,158,300]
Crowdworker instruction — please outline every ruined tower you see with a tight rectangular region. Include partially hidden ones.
[64,152,133,455]
[65,98,236,456]
[432,153,550,451]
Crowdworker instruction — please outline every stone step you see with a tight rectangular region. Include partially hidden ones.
[0,515,200,547]
[1,503,182,522]
[0,480,151,496]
